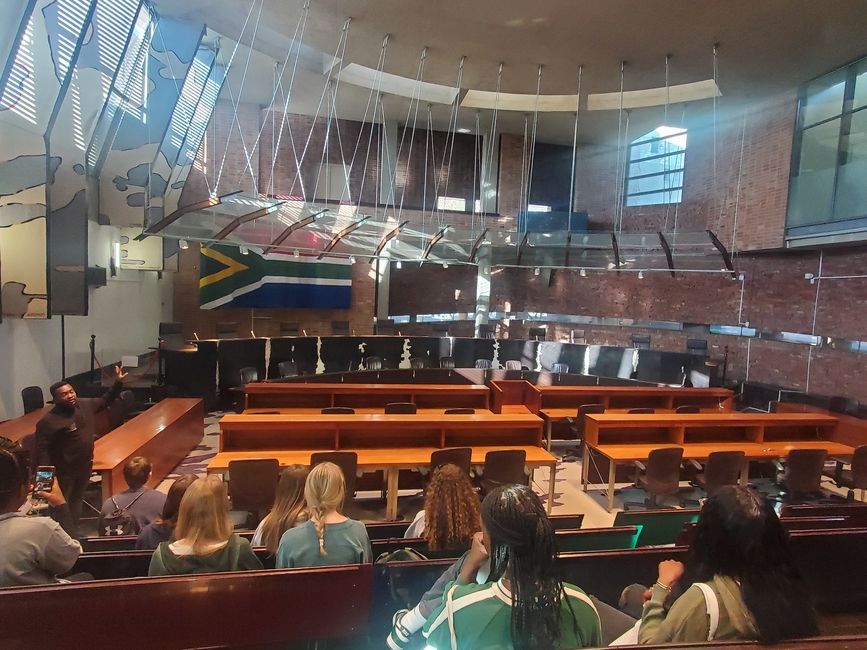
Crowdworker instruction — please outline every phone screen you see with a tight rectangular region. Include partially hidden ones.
[34,467,55,494]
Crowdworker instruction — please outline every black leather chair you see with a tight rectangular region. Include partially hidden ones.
[627,408,655,414]
[827,445,867,501]
[430,447,472,477]
[332,321,350,336]
[552,363,569,374]
[781,449,828,500]
[439,356,456,369]
[228,458,280,525]
[695,451,745,497]
[216,322,239,339]
[310,451,359,499]
[277,361,298,378]
[279,322,300,337]
[675,405,701,414]
[474,359,492,369]
[444,408,475,415]
[478,450,528,495]
[410,357,428,369]
[365,356,383,370]
[21,386,44,414]
[239,367,259,386]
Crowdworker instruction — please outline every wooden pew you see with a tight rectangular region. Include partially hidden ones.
[244,382,491,410]
[781,502,867,526]
[0,565,373,649]
[92,398,204,502]
[613,508,701,546]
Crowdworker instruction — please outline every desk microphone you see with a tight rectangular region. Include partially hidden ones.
[193,332,200,340]
[352,329,356,335]
[250,329,256,338]
[302,329,308,336]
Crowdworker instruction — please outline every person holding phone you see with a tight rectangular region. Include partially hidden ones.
[35,364,127,528]
[0,437,83,587]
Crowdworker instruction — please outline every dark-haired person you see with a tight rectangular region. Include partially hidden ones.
[0,437,82,586]
[136,474,198,550]
[637,485,818,644]
[422,484,601,649]
[35,364,127,527]
[97,456,166,535]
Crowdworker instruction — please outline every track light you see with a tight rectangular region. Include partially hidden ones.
[293,249,299,258]
[579,268,587,277]
[349,255,356,265]
[239,246,249,255]
[179,239,189,250]
[396,260,402,269]
[443,262,449,269]
[638,270,644,280]
[534,267,541,276]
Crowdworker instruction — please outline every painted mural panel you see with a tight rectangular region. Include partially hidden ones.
[0,218,48,318]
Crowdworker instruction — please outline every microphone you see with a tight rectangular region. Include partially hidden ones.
[302,329,308,336]
[193,332,200,340]
[250,329,256,338]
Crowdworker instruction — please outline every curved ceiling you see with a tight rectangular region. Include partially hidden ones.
[156,0,867,144]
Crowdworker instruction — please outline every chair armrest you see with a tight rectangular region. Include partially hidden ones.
[688,459,703,471]
[772,460,784,472]
[633,461,646,472]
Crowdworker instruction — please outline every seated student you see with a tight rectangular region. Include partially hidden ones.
[404,463,480,552]
[98,456,166,535]
[136,474,198,550]
[148,475,262,576]
[635,486,818,644]
[276,462,371,568]
[422,485,601,649]
[252,465,309,554]
[0,437,82,587]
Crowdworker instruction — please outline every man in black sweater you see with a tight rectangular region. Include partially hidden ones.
[35,365,127,529]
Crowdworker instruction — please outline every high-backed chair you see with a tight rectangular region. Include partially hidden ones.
[478,450,528,495]
[384,402,417,414]
[627,408,655,414]
[331,320,351,336]
[675,405,701,414]
[695,451,745,497]
[474,359,492,369]
[625,447,684,509]
[686,338,708,356]
[216,322,239,339]
[827,445,867,501]
[430,447,472,477]
[239,367,259,386]
[310,451,358,499]
[504,360,522,371]
[365,356,383,370]
[782,448,828,499]
[528,327,547,341]
[21,386,44,414]
[119,390,145,421]
[228,458,280,524]
[439,356,456,369]
[279,322,300,337]
[321,407,355,414]
[158,322,188,350]
[478,324,495,339]
[410,357,428,369]
[568,403,606,442]
[444,408,475,415]
[552,363,569,374]
[277,361,298,378]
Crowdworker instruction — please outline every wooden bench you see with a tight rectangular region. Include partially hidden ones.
[0,565,372,649]
[781,502,867,526]
[92,398,204,501]
[245,382,491,410]
[613,508,702,546]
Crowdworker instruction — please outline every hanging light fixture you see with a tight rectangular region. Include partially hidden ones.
[534,267,541,276]
[638,270,644,280]
[239,246,249,255]
[349,255,356,265]
[293,249,300,258]
[396,260,402,269]
[443,262,449,269]
[579,268,587,277]
[179,239,189,250]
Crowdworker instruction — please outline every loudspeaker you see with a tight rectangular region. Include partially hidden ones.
[85,267,107,287]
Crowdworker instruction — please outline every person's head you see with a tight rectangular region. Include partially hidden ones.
[49,381,77,409]
[688,486,818,643]
[0,437,30,512]
[482,484,574,650]
[304,462,345,556]
[424,463,481,551]
[173,474,232,554]
[123,456,152,490]
[259,465,309,554]
[156,474,199,528]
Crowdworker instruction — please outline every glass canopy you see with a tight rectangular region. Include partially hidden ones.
[149,192,734,273]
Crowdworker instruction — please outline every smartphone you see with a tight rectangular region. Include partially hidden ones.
[34,466,56,494]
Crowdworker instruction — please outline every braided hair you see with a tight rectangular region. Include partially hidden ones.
[482,484,576,650]
[304,462,345,556]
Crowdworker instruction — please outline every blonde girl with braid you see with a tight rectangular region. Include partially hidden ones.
[275,462,371,568]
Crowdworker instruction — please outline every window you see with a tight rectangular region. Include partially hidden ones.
[625,126,687,206]
[787,56,867,244]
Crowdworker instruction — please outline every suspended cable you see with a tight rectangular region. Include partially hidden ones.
[519,115,529,222]
[729,114,747,255]
[396,47,429,222]
[435,56,467,225]
[712,44,719,208]
[214,0,264,193]
[482,63,503,223]
[568,65,583,219]
[472,109,481,229]
[524,64,543,216]
[613,61,625,236]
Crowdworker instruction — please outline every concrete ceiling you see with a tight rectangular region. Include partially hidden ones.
[155,0,867,145]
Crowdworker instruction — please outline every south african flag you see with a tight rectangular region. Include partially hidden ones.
[199,244,352,309]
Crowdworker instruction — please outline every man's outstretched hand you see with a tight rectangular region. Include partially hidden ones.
[114,364,129,382]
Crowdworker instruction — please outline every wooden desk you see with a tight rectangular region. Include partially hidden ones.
[0,406,50,443]
[775,403,867,448]
[244,407,494,416]
[219,412,544,451]
[244,382,490,410]
[581,411,849,510]
[93,399,203,501]
[208,445,558,519]
[529,385,734,413]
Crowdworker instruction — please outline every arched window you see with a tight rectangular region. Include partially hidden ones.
[625,126,687,206]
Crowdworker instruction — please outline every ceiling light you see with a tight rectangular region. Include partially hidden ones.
[457,128,471,134]
[534,267,541,276]
[396,260,402,269]
[349,255,356,265]
[638,270,644,280]
[239,246,249,255]
[178,239,189,250]
[443,262,449,269]
[293,249,299,258]
[579,268,587,277]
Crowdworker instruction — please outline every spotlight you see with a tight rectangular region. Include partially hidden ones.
[396,260,402,269]
[349,255,356,265]
[293,249,299,258]
[638,270,644,280]
[579,268,587,277]
[534,267,541,276]
[443,262,449,269]
[179,239,189,250]
[239,246,249,255]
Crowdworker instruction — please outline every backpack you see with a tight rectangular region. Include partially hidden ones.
[374,547,429,564]
[102,491,146,536]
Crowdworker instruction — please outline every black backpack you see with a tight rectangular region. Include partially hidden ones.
[102,492,146,536]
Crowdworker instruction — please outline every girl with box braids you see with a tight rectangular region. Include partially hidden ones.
[482,484,581,650]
